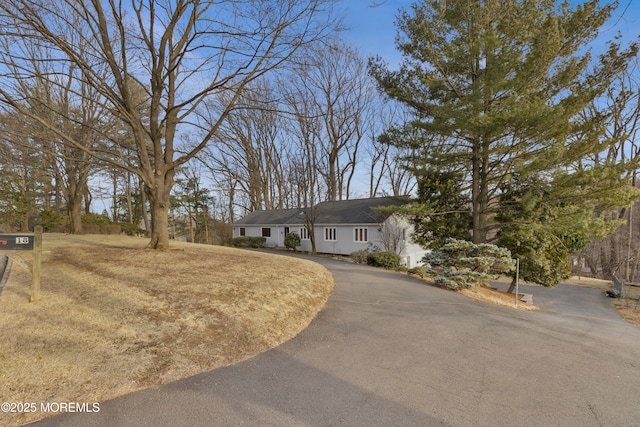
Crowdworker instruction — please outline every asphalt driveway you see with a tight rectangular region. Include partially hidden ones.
[37,257,640,426]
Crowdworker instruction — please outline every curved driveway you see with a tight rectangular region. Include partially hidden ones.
[39,257,640,426]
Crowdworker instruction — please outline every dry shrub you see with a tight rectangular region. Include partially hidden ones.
[101,224,122,235]
[81,223,100,234]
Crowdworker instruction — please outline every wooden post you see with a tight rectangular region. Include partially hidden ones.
[515,258,519,308]
[30,226,43,303]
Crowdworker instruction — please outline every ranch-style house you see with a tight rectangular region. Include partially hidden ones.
[232,197,428,268]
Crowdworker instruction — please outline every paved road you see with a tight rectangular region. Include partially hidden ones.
[37,257,640,426]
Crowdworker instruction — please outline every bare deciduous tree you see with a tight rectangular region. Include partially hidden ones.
[293,42,375,201]
[202,80,292,211]
[0,0,340,248]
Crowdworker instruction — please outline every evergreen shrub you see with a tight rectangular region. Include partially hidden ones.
[284,232,301,250]
[423,238,515,290]
[367,251,401,270]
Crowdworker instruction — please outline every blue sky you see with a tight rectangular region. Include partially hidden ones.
[341,0,640,65]
[340,0,409,64]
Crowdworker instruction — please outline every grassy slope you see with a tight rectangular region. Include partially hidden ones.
[0,234,334,426]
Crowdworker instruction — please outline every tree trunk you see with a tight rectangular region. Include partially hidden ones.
[112,169,118,222]
[205,219,210,245]
[83,183,92,214]
[585,254,599,277]
[600,245,612,279]
[507,275,516,294]
[21,210,30,232]
[146,174,173,249]
[148,199,170,249]
[189,211,195,243]
[228,184,235,224]
[126,172,134,224]
[68,195,83,234]
[309,226,317,254]
[471,143,483,243]
[139,178,150,233]
[55,176,64,216]
[327,154,337,201]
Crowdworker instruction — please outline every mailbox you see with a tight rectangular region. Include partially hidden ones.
[0,235,35,250]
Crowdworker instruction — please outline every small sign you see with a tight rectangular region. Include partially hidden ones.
[0,235,35,250]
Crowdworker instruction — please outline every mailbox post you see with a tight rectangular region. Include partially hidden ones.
[0,226,42,302]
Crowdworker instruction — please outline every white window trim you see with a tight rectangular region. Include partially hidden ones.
[300,227,310,240]
[324,227,337,242]
[354,227,368,243]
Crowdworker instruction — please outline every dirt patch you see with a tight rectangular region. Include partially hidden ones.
[0,234,334,426]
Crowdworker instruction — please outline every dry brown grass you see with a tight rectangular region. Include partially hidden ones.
[459,285,540,311]
[611,295,640,324]
[0,234,333,426]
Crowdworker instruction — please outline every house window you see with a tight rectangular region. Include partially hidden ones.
[354,227,368,243]
[324,227,337,241]
[300,227,310,240]
[284,226,290,235]
[262,227,271,237]
[240,227,245,236]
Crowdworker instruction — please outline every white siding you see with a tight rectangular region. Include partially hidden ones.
[233,224,301,248]
[233,214,428,268]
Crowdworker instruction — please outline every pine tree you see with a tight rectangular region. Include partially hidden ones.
[370,0,639,245]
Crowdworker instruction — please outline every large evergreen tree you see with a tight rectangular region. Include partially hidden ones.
[370,0,639,246]
[409,167,472,250]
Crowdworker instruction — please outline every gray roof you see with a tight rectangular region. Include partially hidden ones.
[314,197,401,224]
[234,208,303,225]
[235,197,404,226]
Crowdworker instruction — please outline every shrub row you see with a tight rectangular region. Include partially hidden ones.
[231,236,267,248]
